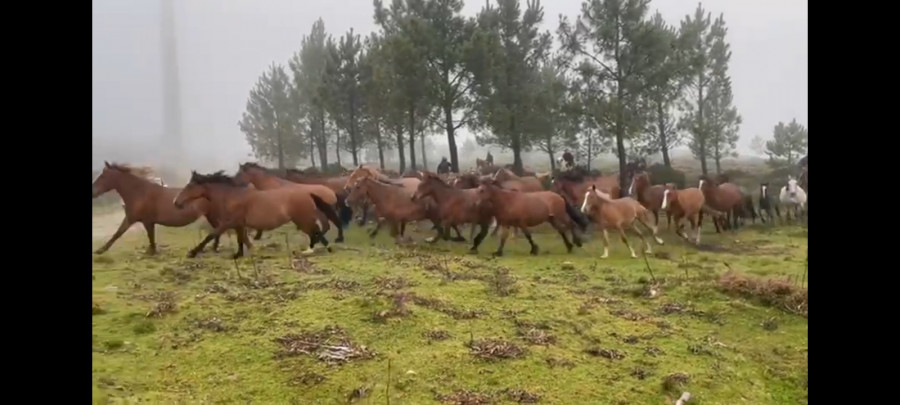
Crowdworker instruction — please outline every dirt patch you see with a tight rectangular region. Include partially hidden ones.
[306,278,360,292]
[517,327,556,346]
[545,356,575,369]
[485,267,519,296]
[718,271,808,317]
[291,256,329,274]
[424,329,451,341]
[585,347,625,360]
[412,295,485,319]
[501,388,541,403]
[289,372,327,386]
[469,338,526,361]
[274,325,375,364]
[373,276,418,290]
[372,292,413,322]
[437,389,494,405]
[146,291,177,318]
[662,372,691,392]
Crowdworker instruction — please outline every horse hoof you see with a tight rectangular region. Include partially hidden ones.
[529,250,539,256]
[468,248,478,255]
[232,253,244,260]
[187,251,199,258]
[573,239,583,248]
[492,251,504,258]
[326,247,333,253]
[335,237,345,243]
[94,249,107,255]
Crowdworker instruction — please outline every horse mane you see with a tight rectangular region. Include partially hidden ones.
[420,170,451,186]
[362,176,404,188]
[106,162,161,182]
[190,170,241,186]
[590,188,615,203]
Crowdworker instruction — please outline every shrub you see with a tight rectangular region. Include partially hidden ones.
[646,164,686,189]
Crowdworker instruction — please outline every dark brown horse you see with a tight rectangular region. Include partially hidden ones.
[235,162,348,243]
[699,175,753,232]
[474,179,589,257]
[628,171,673,230]
[92,162,219,254]
[283,168,367,227]
[174,171,335,259]
[551,170,622,207]
[346,177,458,242]
[411,171,493,251]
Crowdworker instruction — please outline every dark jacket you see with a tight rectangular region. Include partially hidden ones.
[436,160,451,174]
[562,151,574,164]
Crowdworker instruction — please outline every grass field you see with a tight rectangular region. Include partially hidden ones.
[92,215,808,404]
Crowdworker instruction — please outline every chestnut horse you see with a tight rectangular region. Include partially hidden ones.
[699,175,750,232]
[347,177,460,241]
[660,185,707,244]
[628,171,673,230]
[550,170,621,207]
[492,168,544,192]
[174,171,335,259]
[283,168,369,227]
[92,162,218,255]
[344,165,421,194]
[411,171,493,251]
[474,179,589,257]
[235,162,348,243]
[580,185,664,258]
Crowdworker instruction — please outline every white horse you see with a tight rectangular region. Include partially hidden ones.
[779,177,807,223]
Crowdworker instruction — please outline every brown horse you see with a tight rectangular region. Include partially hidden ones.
[580,185,664,258]
[345,165,421,193]
[661,185,706,244]
[698,175,749,232]
[283,168,368,227]
[346,177,457,241]
[174,171,335,259]
[236,162,347,243]
[551,170,621,207]
[474,179,589,256]
[411,171,493,251]
[92,162,219,255]
[492,168,544,192]
[628,171,673,230]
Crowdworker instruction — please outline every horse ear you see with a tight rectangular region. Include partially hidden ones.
[104,161,110,168]
[592,185,597,191]
[358,164,364,169]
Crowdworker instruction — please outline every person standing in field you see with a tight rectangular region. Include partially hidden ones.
[485,151,493,166]
[436,157,451,175]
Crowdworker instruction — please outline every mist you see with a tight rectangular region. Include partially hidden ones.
[92,0,807,174]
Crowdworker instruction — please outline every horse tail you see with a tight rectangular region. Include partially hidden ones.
[335,192,353,226]
[701,204,726,218]
[310,194,342,230]
[564,199,590,231]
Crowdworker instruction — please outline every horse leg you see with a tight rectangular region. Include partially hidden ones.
[490,218,500,237]
[599,229,611,259]
[470,222,490,254]
[95,217,136,254]
[232,226,249,259]
[469,224,477,241]
[253,229,264,240]
[617,226,638,258]
[369,218,386,238]
[188,222,231,258]
[451,225,466,242]
[637,214,664,245]
[492,226,511,257]
[520,228,540,255]
[141,222,157,255]
[425,220,444,243]
[630,223,652,255]
[653,210,660,229]
[689,215,701,245]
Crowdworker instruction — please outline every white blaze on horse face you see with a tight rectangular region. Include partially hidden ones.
[661,190,670,210]
[761,185,767,199]
[628,180,634,197]
[580,191,593,214]
[698,179,705,190]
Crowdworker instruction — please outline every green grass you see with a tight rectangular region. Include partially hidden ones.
[92,219,808,404]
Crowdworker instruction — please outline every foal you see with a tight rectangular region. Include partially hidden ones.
[660,185,706,244]
[628,171,672,230]
[580,185,664,259]
[174,171,334,259]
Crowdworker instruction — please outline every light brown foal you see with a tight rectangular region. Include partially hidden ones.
[580,185,663,259]
[661,185,706,244]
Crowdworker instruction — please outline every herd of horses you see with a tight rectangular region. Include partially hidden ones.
[91,160,808,260]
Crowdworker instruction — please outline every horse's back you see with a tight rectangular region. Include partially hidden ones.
[292,183,337,204]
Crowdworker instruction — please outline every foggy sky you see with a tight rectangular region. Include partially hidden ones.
[91,0,807,171]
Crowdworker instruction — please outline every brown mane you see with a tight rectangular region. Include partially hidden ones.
[105,162,159,181]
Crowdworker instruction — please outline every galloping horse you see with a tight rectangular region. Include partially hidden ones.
[660,184,707,244]
[779,177,807,223]
[283,168,367,227]
[757,182,781,224]
[344,165,421,195]
[580,185,664,259]
[411,171,493,251]
[346,177,459,242]
[628,171,673,230]
[550,170,621,207]
[174,171,335,259]
[492,168,544,192]
[474,179,589,257]
[698,175,750,232]
[235,162,348,243]
[92,162,217,255]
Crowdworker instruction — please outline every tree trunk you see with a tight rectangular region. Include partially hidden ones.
[657,101,671,167]
[276,127,285,169]
[445,105,459,173]
[395,126,406,172]
[586,129,593,171]
[335,129,342,166]
[375,120,385,170]
[349,95,359,166]
[547,146,556,171]
[510,116,523,175]
[420,131,428,170]
[309,131,316,168]
[317,113,328,169]
[615,86,628,191]
[714,136,721,175]
[407,105,417,170]
[697,78,708,176]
